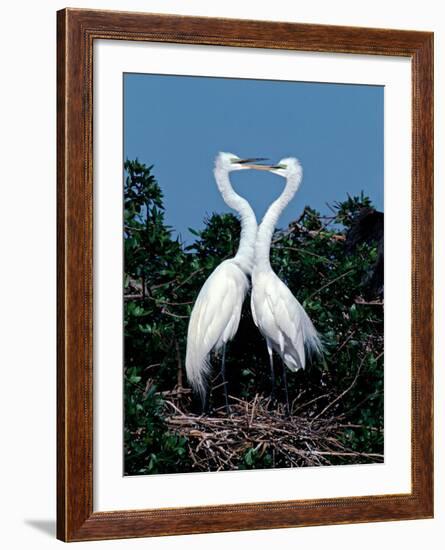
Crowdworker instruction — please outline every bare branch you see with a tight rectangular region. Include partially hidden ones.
[311,353,367,423]
[306,269,354,301]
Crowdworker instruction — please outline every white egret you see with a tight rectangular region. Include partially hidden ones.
[251,158,322,414]
[185,152,269,412]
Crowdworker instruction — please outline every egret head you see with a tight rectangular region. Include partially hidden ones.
[215,151,270,172]
[268,157,302,178]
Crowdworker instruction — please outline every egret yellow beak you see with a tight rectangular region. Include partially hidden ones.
[236,157,276,170]
[244,164,276,171]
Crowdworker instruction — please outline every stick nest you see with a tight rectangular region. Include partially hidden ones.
[161,388,383,472]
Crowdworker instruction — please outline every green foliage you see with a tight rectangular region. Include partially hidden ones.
[333,192,373,227]
[124,160,383,475]
[124,372,190,475]
[240,446,273,470]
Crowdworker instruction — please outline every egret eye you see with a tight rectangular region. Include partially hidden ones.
[230,158,240,164]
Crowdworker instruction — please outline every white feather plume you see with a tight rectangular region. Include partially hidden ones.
[185,260,248,400]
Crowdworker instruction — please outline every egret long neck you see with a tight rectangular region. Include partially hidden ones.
[214,167,257,274]
[254,170,302,272]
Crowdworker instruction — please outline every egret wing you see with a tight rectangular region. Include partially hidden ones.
[192,262,247,350]
[264,276,306,370]
[185,261,248,396]
[265,278,299,337]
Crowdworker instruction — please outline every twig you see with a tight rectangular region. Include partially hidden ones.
[355,297,384,306]
[148,297,193,306]
[275,246,338,265]
[172,268,205,291]
[332,330,356,357]
[144,363,161,372]
[160,308,189,319]
[175,339,183,388]
[305,269,354,301]
[164,399,188,417]
[310,451,383,458]
[292,393,331,414]
[311,354,366,422]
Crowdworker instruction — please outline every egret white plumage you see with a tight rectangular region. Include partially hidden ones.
[185,152,269,412]
[251,158,323,414]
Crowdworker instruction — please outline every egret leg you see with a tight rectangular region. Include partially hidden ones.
[221,345,231,413]
[201,388,210,416]
[267,345,275,401]
[282,361,290,417]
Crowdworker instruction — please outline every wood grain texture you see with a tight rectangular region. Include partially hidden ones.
[57,8,434,542]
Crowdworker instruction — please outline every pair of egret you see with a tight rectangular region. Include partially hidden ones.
[185,152,322,414]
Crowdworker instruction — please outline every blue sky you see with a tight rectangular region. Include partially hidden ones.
[124,74,383,243]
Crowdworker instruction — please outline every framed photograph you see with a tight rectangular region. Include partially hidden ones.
[57,8,433,542]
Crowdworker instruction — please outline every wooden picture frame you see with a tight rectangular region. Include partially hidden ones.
[57,8,434,542]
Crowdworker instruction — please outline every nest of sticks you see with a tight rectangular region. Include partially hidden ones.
[160,388,383,472]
